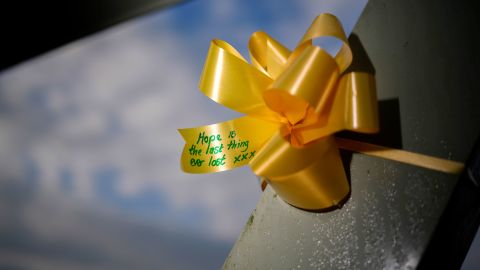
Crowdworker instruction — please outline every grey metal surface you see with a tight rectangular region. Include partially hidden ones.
[225,166,455,269]
[224,0,480,268]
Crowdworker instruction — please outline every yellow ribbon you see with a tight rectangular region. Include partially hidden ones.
[179,14,379,210]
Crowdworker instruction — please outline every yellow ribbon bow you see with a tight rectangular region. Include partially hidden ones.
[179,14,379,210]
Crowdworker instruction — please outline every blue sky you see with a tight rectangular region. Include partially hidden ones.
[0,0,478,269]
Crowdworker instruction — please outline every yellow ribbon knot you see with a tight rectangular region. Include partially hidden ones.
[179,13,379,210]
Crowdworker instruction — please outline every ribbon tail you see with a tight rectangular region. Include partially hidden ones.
[179,116,279,173]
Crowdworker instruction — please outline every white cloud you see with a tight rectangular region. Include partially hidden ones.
[0,0,370,248]
[0,1,263,242]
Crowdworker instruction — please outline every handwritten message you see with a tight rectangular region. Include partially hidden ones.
[187,130,255,168]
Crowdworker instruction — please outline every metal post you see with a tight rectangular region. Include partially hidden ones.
[223,0,480,268]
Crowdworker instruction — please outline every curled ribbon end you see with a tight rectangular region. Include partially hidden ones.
[177,128,188,140]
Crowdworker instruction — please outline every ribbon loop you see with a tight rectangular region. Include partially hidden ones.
[251,135,349,209]
[269,46,340,112]
[248,31,291,79]
[297,72,379,145]
[199,40,274,118]
[297,13,352,73]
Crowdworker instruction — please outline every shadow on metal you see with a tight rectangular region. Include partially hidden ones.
[418,135,480,269]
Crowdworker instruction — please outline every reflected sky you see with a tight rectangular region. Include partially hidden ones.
[0,0,478,269]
